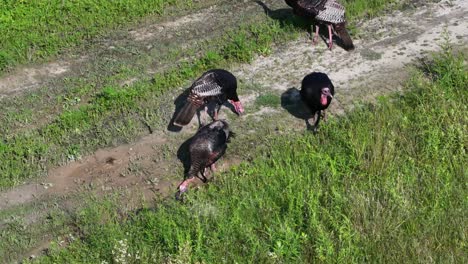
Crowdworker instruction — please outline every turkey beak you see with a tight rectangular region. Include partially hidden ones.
[324,90,333,98]
[230,100,244,115]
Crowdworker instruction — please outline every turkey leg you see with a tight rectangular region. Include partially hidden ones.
[178,177,197,193]
[214,104,221,120]
[321,110,328,122]
[306,111,321,132]
[313,25,319,44]
[204,106,209,125]
[328,24,333,50]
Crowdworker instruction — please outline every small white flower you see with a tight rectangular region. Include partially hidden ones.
[267,252,278,259]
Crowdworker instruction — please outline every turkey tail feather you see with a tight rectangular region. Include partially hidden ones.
[174,101,198,127]
[335,24,354,51]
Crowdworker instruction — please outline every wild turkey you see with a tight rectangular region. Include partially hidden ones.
[285,0,354,50]
[177,120,232,195]
[173,69,244,127]
[300,72,334,132]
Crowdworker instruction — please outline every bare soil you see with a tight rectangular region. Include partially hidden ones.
[0,0,467,261]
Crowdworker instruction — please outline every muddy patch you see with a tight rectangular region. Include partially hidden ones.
[0,133,171,210]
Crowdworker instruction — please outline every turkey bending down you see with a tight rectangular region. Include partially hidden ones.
[300,72,335,132]
[285,0,354,51]
[173,69,244,127]
[177,120,232,196]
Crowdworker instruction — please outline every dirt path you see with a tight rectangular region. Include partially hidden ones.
[0,0,467,261]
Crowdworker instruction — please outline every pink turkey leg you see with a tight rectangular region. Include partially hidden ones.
[313,25,319,44]
[328,24,333,50]
[178,177,197,193]
[203,106,209,124]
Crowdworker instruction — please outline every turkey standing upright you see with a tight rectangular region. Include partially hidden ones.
[178,120,232,195]
[173,69,244,127]
[300,72,334,132]
[285,0,354,50]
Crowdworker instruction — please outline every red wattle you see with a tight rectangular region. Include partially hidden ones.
[321,95,328,106]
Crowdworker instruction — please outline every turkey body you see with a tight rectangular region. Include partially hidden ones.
[300,72,335,131]
[173,69,244,127]
[178,120,232,194]
[285,0,354,50]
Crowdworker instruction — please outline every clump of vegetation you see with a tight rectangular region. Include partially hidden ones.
[28,47,467,263]
[255,93,281,108]
[343,0,401,19]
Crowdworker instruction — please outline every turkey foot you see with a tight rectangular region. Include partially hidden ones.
[178,177,197,193]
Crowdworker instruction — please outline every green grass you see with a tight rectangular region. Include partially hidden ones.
[0,0,197,73]
[0,200,71,262]
[27,46,467,263]
[343,0,401,19]
[255,93,282,108]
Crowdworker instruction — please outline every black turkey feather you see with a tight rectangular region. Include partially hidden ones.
[173,69,244,127]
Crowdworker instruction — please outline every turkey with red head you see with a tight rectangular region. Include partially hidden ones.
[177,120,232,196]
[285,0,354,51]
[300,72,334,132]
[173,69,244,127]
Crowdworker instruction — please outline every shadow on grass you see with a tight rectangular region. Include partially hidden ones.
[254,0,308,29]
[176,136,193,178]
[280,87,316,131]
